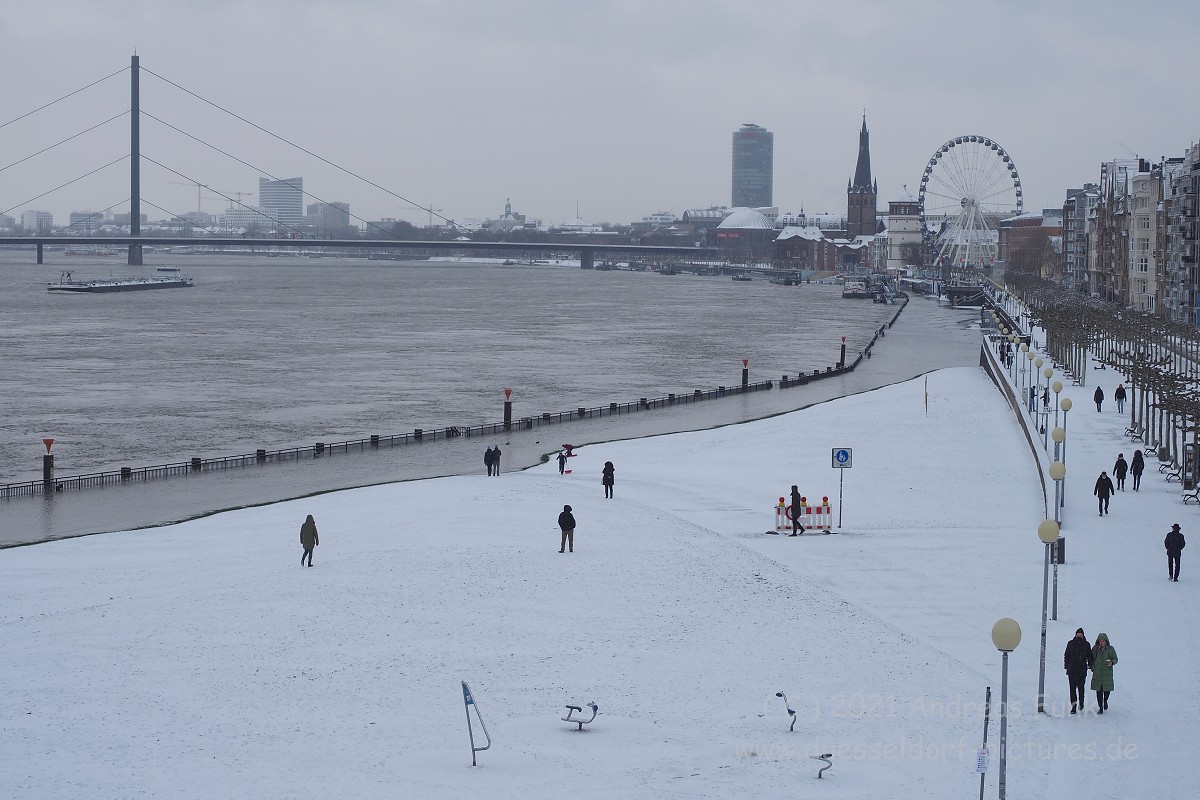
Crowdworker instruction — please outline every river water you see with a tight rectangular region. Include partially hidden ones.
[0,253,982,545]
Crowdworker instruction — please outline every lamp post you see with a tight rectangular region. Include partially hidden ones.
[1037,519,1059,714]
[1049,455,1065,622]
[992,617,1022,800]
[1052,380,1063,430]
[1024,351,1036,412]
[1041,367,1053,448]
[1051,430,1066,519]
[1059,397,1072,466]
[1009,335,1019,383]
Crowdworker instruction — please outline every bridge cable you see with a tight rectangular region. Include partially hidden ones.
[0,66,128,132]
[0,155,129,218]
[140,66,461,230]
[0,111,129,175]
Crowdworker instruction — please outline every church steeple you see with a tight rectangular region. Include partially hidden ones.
[846,113,878,241]
[851,113,872,190]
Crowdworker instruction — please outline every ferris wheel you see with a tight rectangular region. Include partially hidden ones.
[918,135,1023,268]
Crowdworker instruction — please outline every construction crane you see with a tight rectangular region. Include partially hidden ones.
[170,181,252,212]
[170,180,214,213]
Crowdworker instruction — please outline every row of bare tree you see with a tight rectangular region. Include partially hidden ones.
[1005,273,1200,472]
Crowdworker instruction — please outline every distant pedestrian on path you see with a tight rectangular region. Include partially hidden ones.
[1090,633,1118,714]
[300,514,319,567]
[484,447,495,476]
[1094,471,1114,516]
[602,461,615,498]
[1165,523,1186,581]
[1113,454,1128,491]
[1064,627,1093,715]
[557,504,576,553]
[1114,383,1127,413]
[1094,386,1104,412]
[1028,386,1037,414]
[492,445,502,475]
[557,450,568,475]
[789,485,805,535]
[1130,450,1145,491]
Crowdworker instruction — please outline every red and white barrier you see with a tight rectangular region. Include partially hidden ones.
[773,495,834,533]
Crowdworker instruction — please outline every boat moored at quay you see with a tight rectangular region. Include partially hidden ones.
[841,278,869,298]
[47,268,194,293]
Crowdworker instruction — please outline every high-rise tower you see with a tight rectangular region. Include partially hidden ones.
[731,124,773,208]
[259,177,304,230]
[846,115,878,238]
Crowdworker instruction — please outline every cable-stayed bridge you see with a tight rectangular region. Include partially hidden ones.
[0,56,716,267]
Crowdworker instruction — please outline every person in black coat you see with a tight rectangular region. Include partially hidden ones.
[601,461,615,498]
[1094,471,1115,516]
[1094,386,1104,412]
[1130,449,1145,491]
[557,504,576,553]
[557,451,568,475]
[1113,453,1128,491]
[789,485,805,535]
[492,445,502,475]
[1165,523,1186,581]
[1114,383,1127,413]
[484,447,494,476]
[1064,627,1094,715]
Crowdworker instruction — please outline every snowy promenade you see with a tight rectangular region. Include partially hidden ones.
[1,362,1195,798]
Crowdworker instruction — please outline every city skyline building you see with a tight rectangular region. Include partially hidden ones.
[731,124,773,208]
[258,177,304,231]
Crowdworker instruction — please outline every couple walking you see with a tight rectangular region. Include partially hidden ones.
[1064,628,1118,715]
[483,446,502,476]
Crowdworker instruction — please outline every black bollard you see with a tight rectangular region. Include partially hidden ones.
[742,358,749,388]
[43,453,54,488]
[191,457,202,472]
[256,448,267,463]
[838,336,846,369]
[503,388,513,432]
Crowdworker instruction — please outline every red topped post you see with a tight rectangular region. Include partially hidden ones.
[741,358,749,388]
[503,388,512,432]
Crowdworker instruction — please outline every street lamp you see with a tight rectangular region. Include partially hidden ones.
[991,617,1022,800]
[1052,380,1063,429]
[1059,397,1072,466]
[1049,456,1065,623]
[1024,351,1036,411]
[1041,367,1054,447]
[1037,519,1059,714]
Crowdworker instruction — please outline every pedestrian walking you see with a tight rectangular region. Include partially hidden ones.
[1042,385,1050,409]
[1089,633,1118,714]
[484,447,495,476]
[1093,386,1104,412]
[1093,471,1114,516]
[1165,523,1186,582]
[492,445,502,475]
[1114,383,1127,413]
[1113,453,1128,491]
[557,504,576,553]
[789,485,805,535]
[1064,627,1093,715]
[300,514,319,567]
[1130,449,1145,491]
[1028,386,1037,414]
[601,461,615,498]
[557,450,568,475]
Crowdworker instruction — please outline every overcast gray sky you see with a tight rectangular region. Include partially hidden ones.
[2,0,1198,228]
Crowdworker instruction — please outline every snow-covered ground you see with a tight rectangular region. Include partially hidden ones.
[1,364,1194,798]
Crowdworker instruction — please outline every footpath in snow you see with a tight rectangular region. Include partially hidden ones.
[0,365,1194,799]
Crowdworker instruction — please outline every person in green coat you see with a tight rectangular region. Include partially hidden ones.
[1089,633,1118,714]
